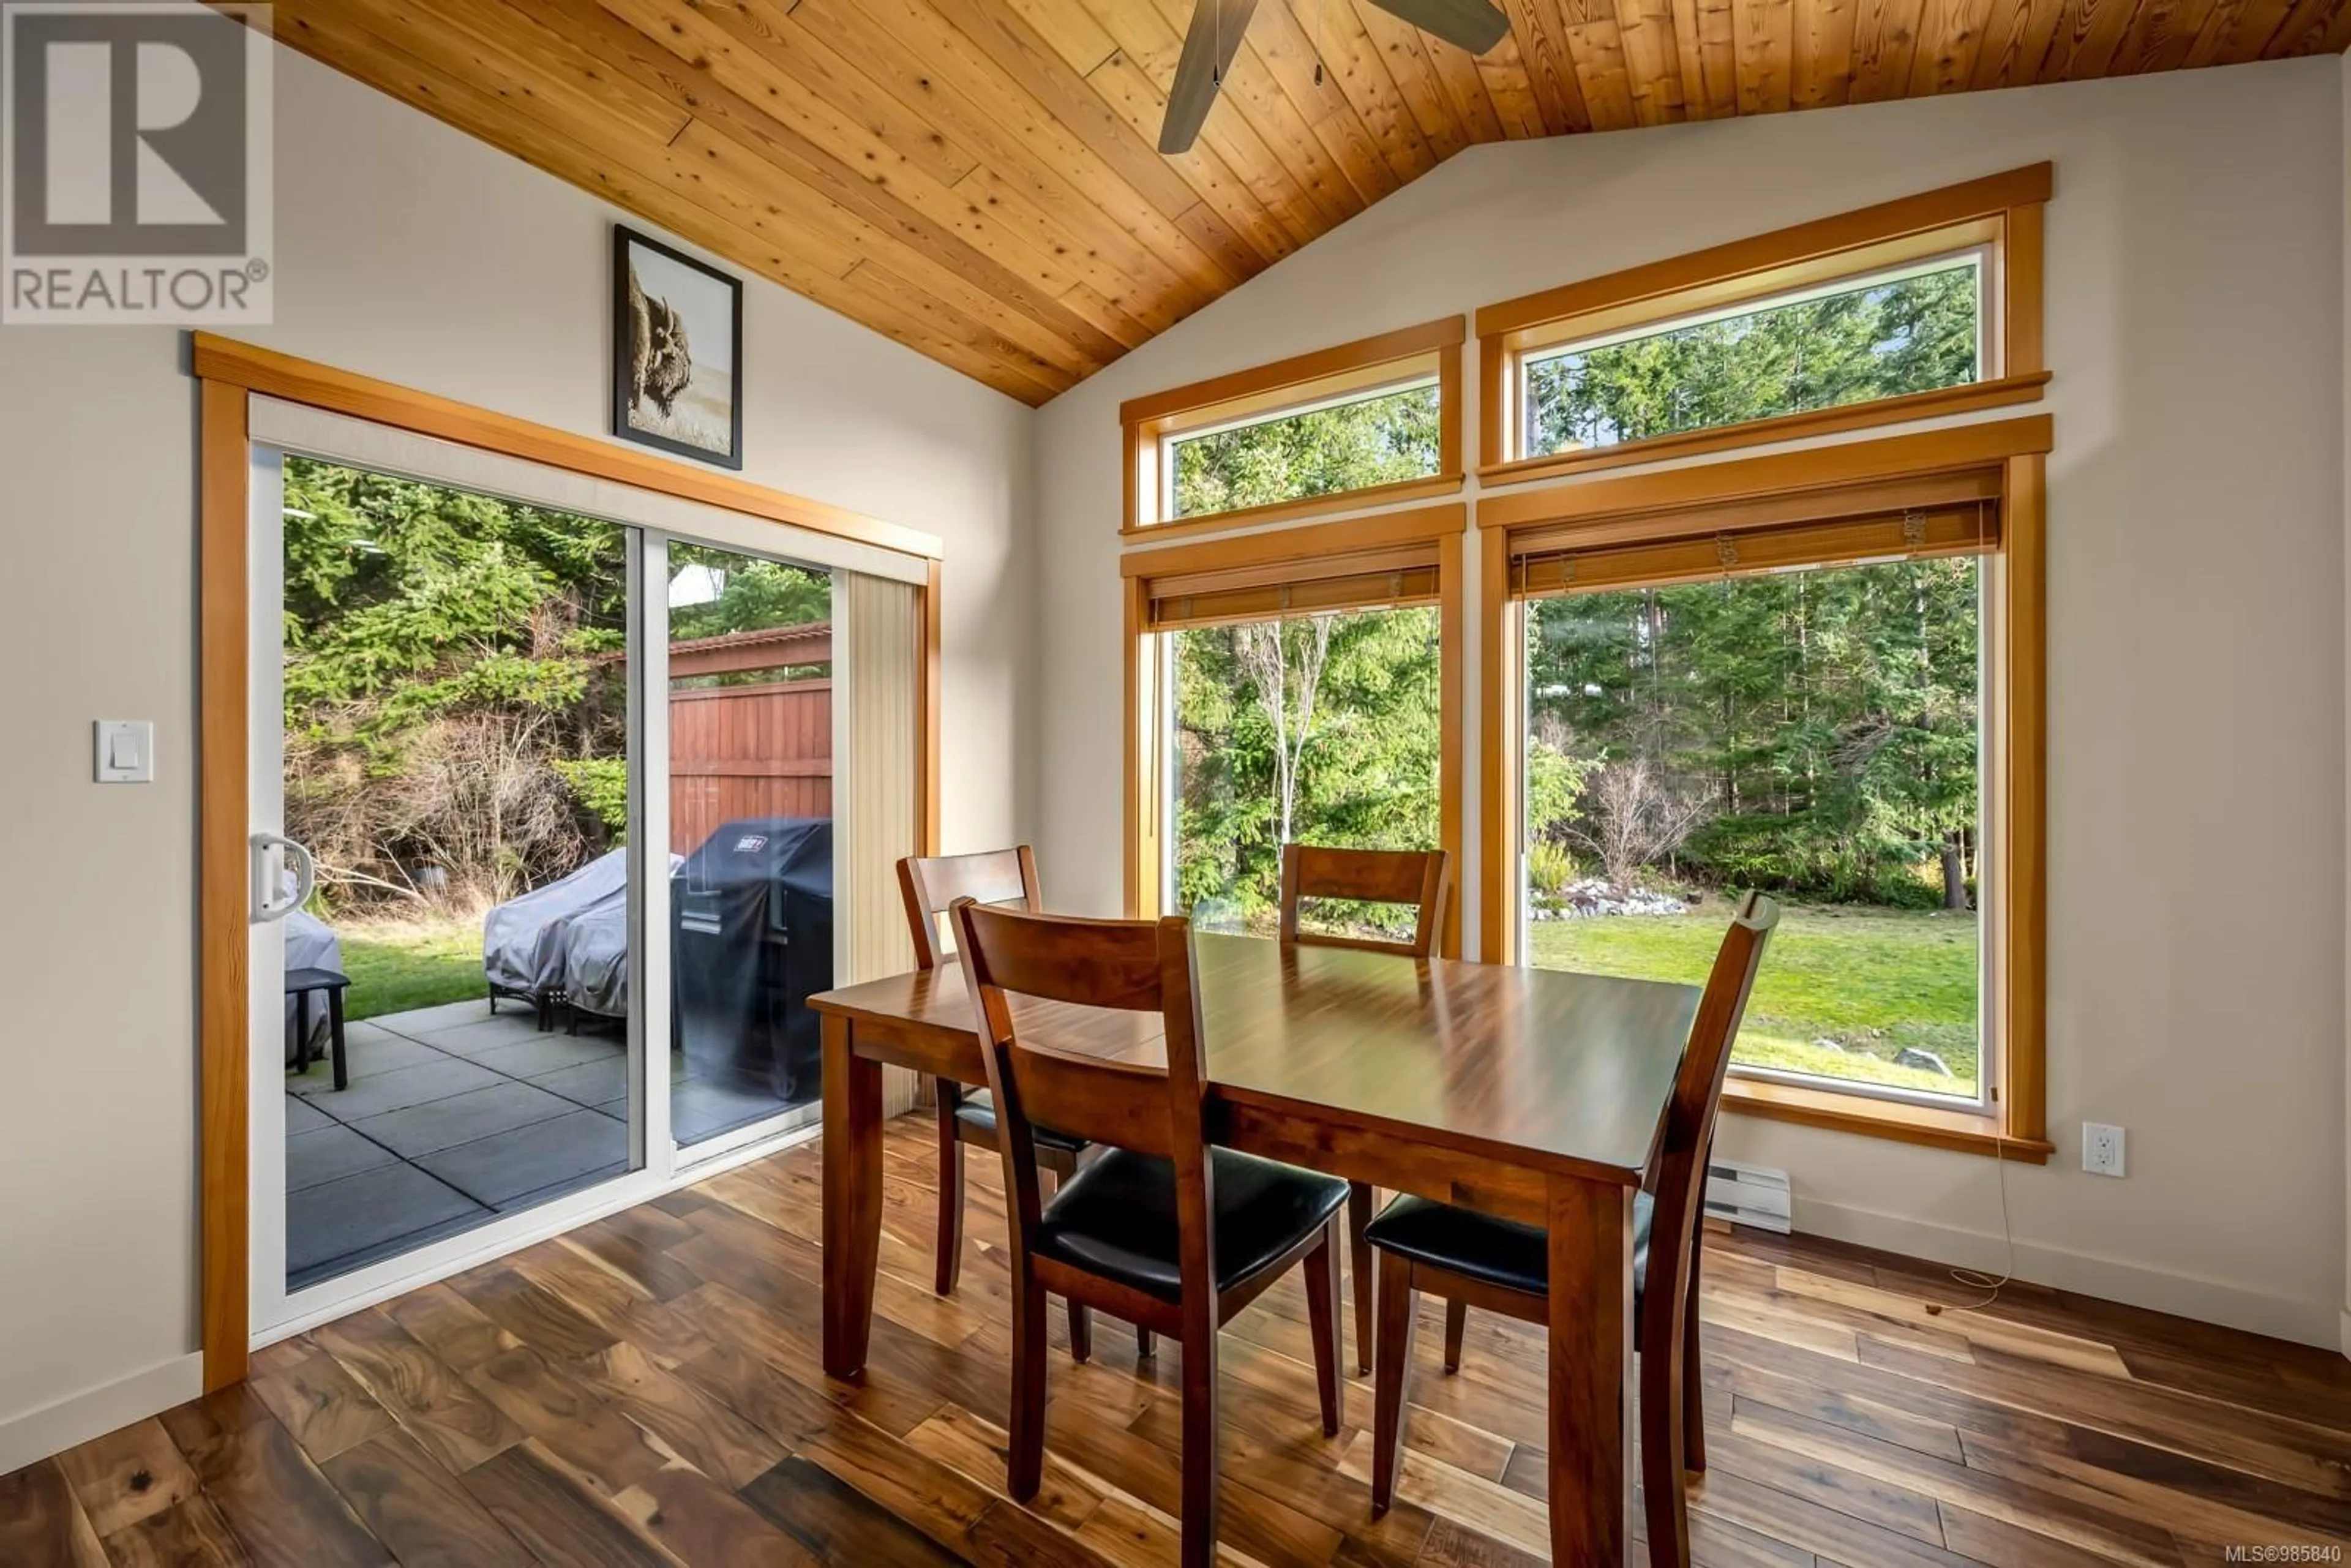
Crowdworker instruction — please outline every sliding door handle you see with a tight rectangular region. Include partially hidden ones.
[250,833,316,924]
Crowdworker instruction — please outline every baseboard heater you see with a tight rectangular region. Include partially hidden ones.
[1704,1158,1792,1234]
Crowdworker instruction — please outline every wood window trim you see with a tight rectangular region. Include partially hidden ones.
[1474,163,2051,480]
[1477,421,2050,1161]
[196,334,942,1394]
[1125,503,1468,958]
[1120,317,1466,538]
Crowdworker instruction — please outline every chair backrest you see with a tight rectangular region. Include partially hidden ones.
[951,901,1215,1282]
[1641,891,1779,1344]
[897,847,1041,970]
[1277,844,1452,958]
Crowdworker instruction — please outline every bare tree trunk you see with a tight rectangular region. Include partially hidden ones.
[1239,617,1336,851]
[1941,830,1970,910]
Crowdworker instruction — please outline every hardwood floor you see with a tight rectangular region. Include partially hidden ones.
[9,1116,2350,1566]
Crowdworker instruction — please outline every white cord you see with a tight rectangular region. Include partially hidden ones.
[1928,1133,2016,1314]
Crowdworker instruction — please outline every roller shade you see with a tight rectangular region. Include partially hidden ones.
[1507,469,2001,599]
[1141,544,1442,629]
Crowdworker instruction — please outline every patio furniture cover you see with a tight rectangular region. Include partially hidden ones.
[283,904,342,1066]
[561,897,633,1021]
[482,847,631,998]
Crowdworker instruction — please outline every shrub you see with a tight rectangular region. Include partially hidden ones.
[1526,839,1577,898]
[552,757,629,839]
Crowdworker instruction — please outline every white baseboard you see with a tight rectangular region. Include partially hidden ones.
[0,1352,203,1477]
[1791,1196,2343,1350]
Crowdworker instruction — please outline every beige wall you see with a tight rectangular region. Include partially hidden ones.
[1033,59,2350,1346]
[0,40,1032,1456]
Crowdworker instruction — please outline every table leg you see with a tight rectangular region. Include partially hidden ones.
[821,1011,883,1379]
[328,986,348,1091]
[1546,1173,1635,1567]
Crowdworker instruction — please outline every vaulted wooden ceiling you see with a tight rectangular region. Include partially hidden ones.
[266,0,2347,404]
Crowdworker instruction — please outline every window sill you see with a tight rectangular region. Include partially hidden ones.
[1121,473,1464,544]
[1475,372,2052,492]
[1720,1077,2052,1163]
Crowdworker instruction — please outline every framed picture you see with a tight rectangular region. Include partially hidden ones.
[612,225,743,470]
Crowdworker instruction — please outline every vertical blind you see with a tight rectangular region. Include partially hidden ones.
[841,571,922,1117]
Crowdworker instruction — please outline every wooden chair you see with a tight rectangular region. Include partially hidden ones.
[1362,891,1779,1568]
[898,849,1122,1359]
[951,899,1351,1568]
[1276,842,1452,1375]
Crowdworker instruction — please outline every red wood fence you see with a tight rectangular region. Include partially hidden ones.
[666,625,833,854]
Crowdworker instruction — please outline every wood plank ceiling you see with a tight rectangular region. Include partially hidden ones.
[264,0,2349,404]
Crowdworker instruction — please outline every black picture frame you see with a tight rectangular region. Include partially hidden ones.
[611,224,744,470]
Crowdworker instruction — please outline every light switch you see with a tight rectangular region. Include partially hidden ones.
[94,719,153,783]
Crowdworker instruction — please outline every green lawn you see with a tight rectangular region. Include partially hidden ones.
[1528,904,1981,1097]
[336,913,486,1021]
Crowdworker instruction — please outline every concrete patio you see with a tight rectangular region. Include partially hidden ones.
[283,999,794,1289]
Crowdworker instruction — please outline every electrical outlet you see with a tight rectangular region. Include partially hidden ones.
[2082,1121,2126,1177]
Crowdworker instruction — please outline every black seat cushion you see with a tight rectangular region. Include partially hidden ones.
[1035,1147,1350,1304]
[1365,1191,1656,1324]
[953,1090,1088,1155]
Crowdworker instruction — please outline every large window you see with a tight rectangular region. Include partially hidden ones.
[1480,418,2050,1156]
[1122,317,1465,536]
[1520,558,1986,1105]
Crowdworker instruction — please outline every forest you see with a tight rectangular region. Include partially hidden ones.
[1167,262,1987,1095]
[280,458,825,1016]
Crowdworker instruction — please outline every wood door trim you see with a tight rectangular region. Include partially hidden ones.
[198,380,250,1394]
[195,339,942,1392]
[190,334,943,561]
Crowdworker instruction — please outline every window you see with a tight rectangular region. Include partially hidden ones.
[1480,419,2051,1157]
[1125,506,1465,951]
[1169,605,1441,940]
[1168,378,1439,521]
[1122,317,1465,538]
[1521,557,1987,1106]
[1477,164,2049,486]
[1522,255,1981,459]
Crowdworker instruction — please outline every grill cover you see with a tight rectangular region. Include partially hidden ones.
[672,818,834,1106]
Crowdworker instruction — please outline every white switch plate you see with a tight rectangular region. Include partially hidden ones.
[2082,1120,2126,1177]
[94,719,154,783]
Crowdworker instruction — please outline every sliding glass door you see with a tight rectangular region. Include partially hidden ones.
[245,409,881,1337]
[664,543,838,1152]
[256,456,647,1301]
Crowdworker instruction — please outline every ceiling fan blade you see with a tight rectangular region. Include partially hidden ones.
[1160,0,1261,156]
[1364,0,1512,53]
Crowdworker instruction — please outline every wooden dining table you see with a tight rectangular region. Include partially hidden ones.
[809,931,1701,1567]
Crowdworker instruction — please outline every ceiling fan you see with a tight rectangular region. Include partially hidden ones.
[1160,0,1513,156]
